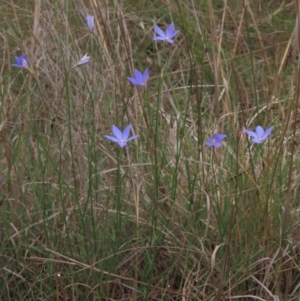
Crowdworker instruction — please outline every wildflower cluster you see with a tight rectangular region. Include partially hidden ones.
[11,15,274,150]
[206,125,273,149]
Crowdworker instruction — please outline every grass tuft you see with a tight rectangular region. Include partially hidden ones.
[1,0,300,300]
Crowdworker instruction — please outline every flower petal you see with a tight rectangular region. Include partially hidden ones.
[244,129,258,138]
[169,29,180,39]
[104,135,119,143]
[166,23,175,37]
[77,54,90,66]
[262,126,274,140]
[154,25,165,38]
[127,77,138,85]
[127,135,139,142]
[122,124,131,140]
[134,69,143,83]
[22,59,29,68]
[86,15,94,31]
[118,141,127,148]
[21,54,29,62]
[142,68,149,84]
[215,134,227,141]
[112,125,123,140]
[214,141,222,148]
[255,126,264,137]
[15,56,23,65]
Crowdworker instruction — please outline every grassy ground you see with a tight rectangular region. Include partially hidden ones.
[1,0,300,300]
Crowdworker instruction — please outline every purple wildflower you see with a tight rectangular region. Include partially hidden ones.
[244,126,274,144]
[153,23,179,44]
[77,54,90,66]
[206,134,227,148]
[127,68,149,87]
[86,15,94,31]
[105,124,139,148]
[12,53,29,70]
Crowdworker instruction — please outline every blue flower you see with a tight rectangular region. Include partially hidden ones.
[244,126,274,144]
[105,124,139,148]
[153,23,179,44]
[86,15,94,31]
[12,53,29,70]
[206,134,227,148]
[77,54,90,66]
[127,68,149,87]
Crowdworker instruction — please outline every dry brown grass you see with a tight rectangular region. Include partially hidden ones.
[1,0,300,300]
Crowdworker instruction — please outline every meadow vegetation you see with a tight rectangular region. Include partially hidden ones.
[1,0,300,300]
